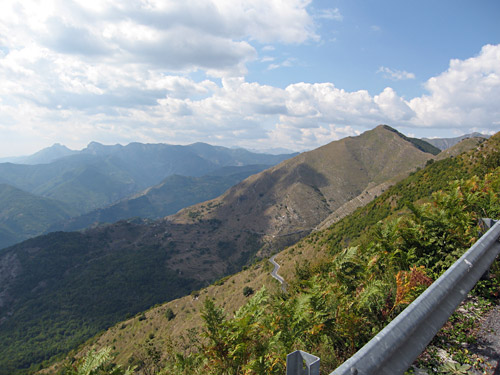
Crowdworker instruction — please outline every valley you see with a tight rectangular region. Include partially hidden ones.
[0,143,295,249]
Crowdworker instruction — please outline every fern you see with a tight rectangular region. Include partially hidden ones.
[67,347,134,375]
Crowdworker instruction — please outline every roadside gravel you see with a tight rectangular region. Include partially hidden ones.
[470,303,500,374]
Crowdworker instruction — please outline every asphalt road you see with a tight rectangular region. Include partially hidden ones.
[269,254,287,293]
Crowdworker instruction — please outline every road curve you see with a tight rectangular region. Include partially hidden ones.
[269,254,287,293]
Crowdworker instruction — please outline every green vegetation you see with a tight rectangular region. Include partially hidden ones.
[0,228,204,375]
[316,145,479,253]
[165,309,175,321]
[65,347,134,375]
[52,165,271,233]
[147,168,498,374]
[0,184,78,249]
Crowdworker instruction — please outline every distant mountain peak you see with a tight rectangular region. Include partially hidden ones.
[48,142,68,149]
[86,141,104,149]
[423,133,490,151]
[8,143,77,165]
[83,141,125,155]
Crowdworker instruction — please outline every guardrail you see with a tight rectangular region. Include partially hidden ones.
[287,219,500,375]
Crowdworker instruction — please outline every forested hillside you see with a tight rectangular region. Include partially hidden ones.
[0,144,294,249]
[49,164,271,233]
[0,184,78,249]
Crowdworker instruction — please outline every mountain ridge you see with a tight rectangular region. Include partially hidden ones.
[170,125,435,249]
[0,144,295,248]
[48,164,272,233]
[0,184,79,249]
[423,132,489,150]
[0,142,296,212]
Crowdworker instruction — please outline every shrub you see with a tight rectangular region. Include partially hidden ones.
[243,286,254,297]
[165,308,175,321]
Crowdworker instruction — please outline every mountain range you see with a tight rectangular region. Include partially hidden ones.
[0,142,296,211]
[423,132,489,150]
[60,129,498,375]
[48,164,272,233]
[0,143,295,249]
[0,132,481,251]
[0,125,456,373]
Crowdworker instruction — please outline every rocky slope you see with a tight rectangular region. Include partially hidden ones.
[172,125,435,252]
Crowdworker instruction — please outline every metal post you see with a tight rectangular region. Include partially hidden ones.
[482,218,497,230]
[286,350,320,375]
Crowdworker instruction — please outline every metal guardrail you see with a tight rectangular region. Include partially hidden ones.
[287,219,500,375]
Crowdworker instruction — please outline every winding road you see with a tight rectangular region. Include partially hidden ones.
[269,254,287,293]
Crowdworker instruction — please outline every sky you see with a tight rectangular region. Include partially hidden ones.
[0,0,499,157]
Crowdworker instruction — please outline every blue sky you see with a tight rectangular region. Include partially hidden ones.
[0,0,499,157]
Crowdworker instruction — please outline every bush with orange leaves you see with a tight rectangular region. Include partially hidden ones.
[394,266,433,311]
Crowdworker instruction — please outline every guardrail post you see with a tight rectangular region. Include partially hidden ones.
[482,218,497,230]
[480,219,497,280]
[286,350,320,375]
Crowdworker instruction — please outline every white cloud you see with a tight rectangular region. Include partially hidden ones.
[409,44,500,128]
[4,40,500,155]
[267,58,295,70]
[0,0,322,155]
[1,1,499,157]
[374,87,415,121]
[377,66,416,81]
[0,0,317,75]
[315,8,343,21]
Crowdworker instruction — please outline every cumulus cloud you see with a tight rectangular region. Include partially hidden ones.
[374,87,415,121]
[409,44,500,128]
[0,0,320,155]
[1,0,316,74]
